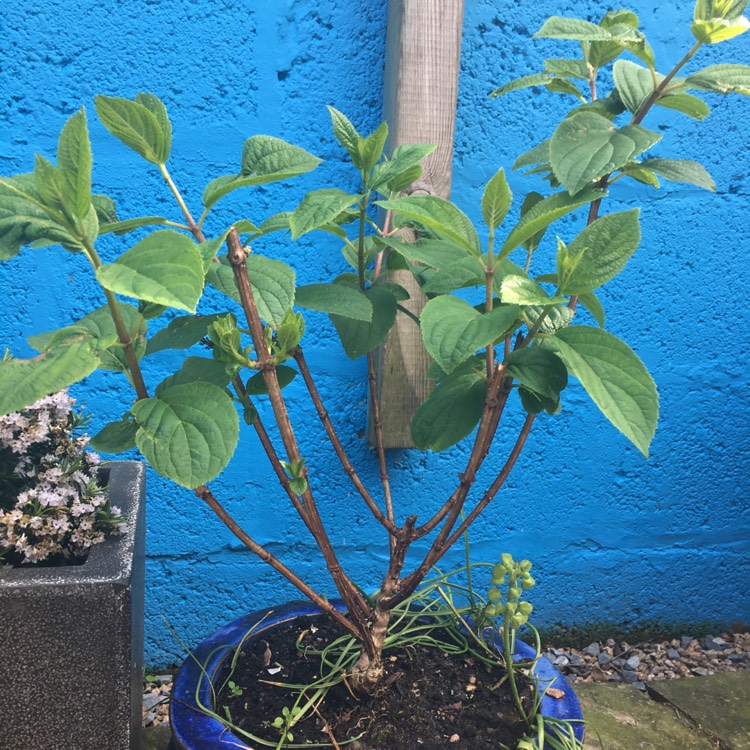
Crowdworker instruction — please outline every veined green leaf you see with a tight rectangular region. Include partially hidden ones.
[99,216,172,236]
[33,155,67,213]
[134,93,172,162]
[327,106,362,165]
[546,77,586,102]
[0,174,81,259]
[245,364,297,396]
[559,209,641,294]
[544,58,590,79]
[421,256,486,294]
[330,284,397,359]
[0,333,101,416]
[377,196,481,256]
[96,230,205,313]
[691,16,750,43]
[613,60,658,113]
[420,296,519,374]
[156,356,233,394]
[295,283,372,321]
[29,303,147,372]
[695,0,749,21]
[513,141,550,171]
[57,108,92,219]
[549,112,662,195]
[90,417,138,453]
[92,194,118,225]
[95,95,168,165]
[639,158,716,191]
[685,63,750,95]
[361,121,389,171]
[145,313,225,355]
[533,16,614,41]
[132,382,239,488]
[206,255,295,329]
[411,370,486,451]
[370,143,436,192]
[290,189,360,240]
[655,93,711,120]
[619,162,661,188]
[540,326,658,456]
[505,347,568,399]
[500,187,605,258]
[490,72,554,98]
[500,275,567,306]
[578,291,606,327]
[386,238,468,270]
[482,167,512,231]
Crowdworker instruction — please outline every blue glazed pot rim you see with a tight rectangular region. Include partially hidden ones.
[171,600,584,749]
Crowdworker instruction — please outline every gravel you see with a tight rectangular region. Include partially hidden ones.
[143,630,750,726]
[542,630,750,691]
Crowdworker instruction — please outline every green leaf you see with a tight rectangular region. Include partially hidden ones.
[96,230,204,313]
[206,255,296,328]
[519,387,561,415]
[383,237,467,271]
[505,347,568,399]
[0,333,101,416]
[202,136,321,210]
[500,276,567,306]
[245,364,298,395]
[370,144,436,192]
[589,10,652,69]
[92,194,118,225]
[0,174,80,259]
[327,106,362,165]
[57,108,92,219]
[490,72,554,98]
[559,209,641,294]
[95,95,168,165]
[655,93,711,120]
[421,256,486,294]
[33,155,67,213]
[500,187,605,258]
[695,0,749,21]
[613,60,657,113]
[385,164,423,195]
[99,216,172,236]
[540,326,658,457]
[134,93,172,162]
[361,121,389,171]
[685,64,750,95]
[290,189,360,240]
[131,382,239,488]
[525,304,575,334]
[376,196,481,256]
[90,417,138,453]
[295,283,372,321]
[420,296,519,374]
[546,77,586,102]
[544,58,590,79]
[692,16,750,44]
[533,16,614,40]
[156,356,233,395]
[145,314,224,355]
[513,141,550,171]
[29,303,147,372]
[411,371,486,451]
[578,291,606,327]
[619,162,661,188]
[482,167,512,231]
[330,285,397,359]
[549,112,662,195]
[639,158,716,191]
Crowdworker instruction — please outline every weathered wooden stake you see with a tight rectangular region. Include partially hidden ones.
[372,0,465,447]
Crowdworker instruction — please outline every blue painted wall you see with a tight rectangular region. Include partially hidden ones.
[2,1,748,666]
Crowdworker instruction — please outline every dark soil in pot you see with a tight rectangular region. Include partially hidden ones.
[218,614,535,749]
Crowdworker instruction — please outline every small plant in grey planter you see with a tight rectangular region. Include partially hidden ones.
[0,393,145,750]
[0,2,748,748]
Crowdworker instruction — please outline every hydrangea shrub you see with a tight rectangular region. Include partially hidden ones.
[0,391,123,565]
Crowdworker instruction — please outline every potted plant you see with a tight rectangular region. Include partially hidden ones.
[0,393,146,750]
[0,3,747,748]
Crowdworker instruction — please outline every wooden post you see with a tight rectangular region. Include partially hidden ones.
[372,0,465,447]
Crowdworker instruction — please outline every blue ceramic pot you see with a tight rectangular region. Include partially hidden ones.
[171,600,584,749]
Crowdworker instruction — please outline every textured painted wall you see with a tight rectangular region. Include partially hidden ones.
[2,1,748,667]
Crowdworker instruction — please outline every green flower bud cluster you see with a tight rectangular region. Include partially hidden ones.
[483,553,536,630]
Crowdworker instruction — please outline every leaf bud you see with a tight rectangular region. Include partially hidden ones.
[501,552,514,568]
[495,602,507,614]
[521,575,536,589]
[492,563,507,579]
[511,614,525,629]
[505,601,516,615]
[484,604,498,617]
[509,586,522,600]
[519,602,533,616]
[487,588,502,603]
[520,560,532,572]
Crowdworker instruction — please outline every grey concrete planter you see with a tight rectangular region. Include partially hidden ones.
[0,461,146,750]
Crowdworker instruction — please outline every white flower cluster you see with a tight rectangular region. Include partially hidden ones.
[0,391,124,566]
